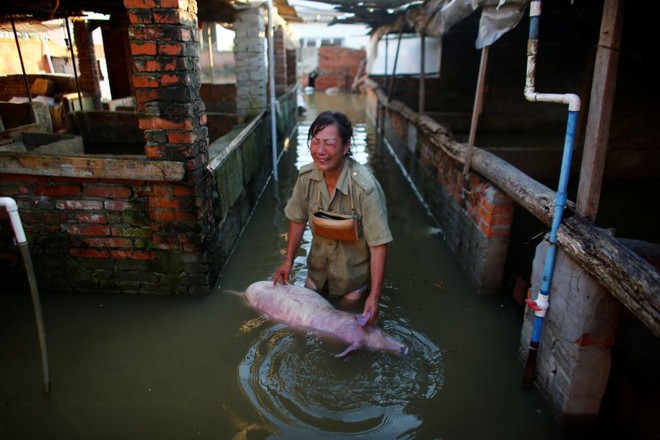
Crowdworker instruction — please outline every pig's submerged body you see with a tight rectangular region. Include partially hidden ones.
[245,281,407,357]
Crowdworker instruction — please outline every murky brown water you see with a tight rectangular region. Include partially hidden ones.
[0,93,594,439]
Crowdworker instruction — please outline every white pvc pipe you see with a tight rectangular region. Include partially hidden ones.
[0,197,27,244]
[524,1,581,112]
[0,196,50,392]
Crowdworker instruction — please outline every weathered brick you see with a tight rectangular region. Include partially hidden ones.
[150,209,174,221]
[159,43,183,56]
[139,117,193,131]
[104,200,137,211]
[131,42,157,56]
[76,213,108,224]
[70,248,110,259]
[128,9,153,24]
[154,9,182,24]
[33,185,82,197]
[124,0,158,8]
[110,250,157,260]
[173,185,193,196]
[133,74,160,88]
[111,226,152,237]
[66,225,111,236]
[84,185,133,199]
[167,131,195,144]
[55,200,104,211]
[82,237,133,248]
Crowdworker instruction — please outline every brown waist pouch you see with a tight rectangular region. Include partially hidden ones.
[312,211,359,242]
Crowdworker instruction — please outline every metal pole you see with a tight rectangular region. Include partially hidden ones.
[419,33,426,116]
[387,28,403,103]
[10,14,32,104]
[64,17,84,111]
[267,0,279,182]
[463,46,489,176]
[207,24,215,84]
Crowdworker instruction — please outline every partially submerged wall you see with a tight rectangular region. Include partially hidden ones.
[520,241,619,423]
[0,0,298,296]
[368,85,513,295]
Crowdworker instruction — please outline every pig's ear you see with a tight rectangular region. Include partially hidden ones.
[334,342,363,358]
[355,311,371,327]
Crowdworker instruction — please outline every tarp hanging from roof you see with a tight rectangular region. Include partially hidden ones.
[407,0,530,48]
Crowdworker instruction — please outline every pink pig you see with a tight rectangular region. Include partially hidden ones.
[245,281,408,358]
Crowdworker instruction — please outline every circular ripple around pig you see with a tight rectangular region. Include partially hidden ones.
[238,320,443,438]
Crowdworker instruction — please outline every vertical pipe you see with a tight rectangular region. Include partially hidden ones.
[65,17,84,111]
[0,198,50,393]
[522,0,581,387]
[463,45,489,176]
[10,14,32,104]
[267,0,279,182]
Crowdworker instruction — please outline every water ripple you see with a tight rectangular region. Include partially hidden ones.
[238,318,444,439]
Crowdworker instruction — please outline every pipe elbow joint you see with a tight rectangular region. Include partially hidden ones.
[565,93,581,112]
[0,196,19,212]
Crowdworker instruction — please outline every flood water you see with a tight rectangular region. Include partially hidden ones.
[0,93,594,439]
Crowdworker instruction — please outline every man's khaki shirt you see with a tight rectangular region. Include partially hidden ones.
[284,158,392,297]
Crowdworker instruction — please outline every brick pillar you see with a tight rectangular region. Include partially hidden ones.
[73,20,102,109]
[286,48,297,88]
[274,26,287,97]
[520,242,620,421]
[234,7,267,116]
[125,0,213,294]
[126,1,208,163]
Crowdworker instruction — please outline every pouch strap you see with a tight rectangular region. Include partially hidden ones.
[317,168,355,215]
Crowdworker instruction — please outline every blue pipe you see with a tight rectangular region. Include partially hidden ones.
[529,110,578,342]
[522,0,581,387]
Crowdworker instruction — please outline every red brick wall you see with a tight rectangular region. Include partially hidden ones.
[316,46,365,91]
[274,27,288,97]
[372,87,512,294]
[387,105,513,240]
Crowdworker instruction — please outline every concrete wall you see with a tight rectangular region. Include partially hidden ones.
[520,241,620,422]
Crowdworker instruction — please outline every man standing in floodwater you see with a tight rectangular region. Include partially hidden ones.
[273,111,393,325]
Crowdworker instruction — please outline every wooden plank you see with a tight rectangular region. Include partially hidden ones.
[576,0,624,220]
[0,152,185,182]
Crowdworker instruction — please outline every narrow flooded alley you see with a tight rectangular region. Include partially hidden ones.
[1,93,599,439]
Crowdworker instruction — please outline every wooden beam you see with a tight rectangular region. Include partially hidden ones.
[0,152,186,182]
[576,0,624,221]
[375,88,659,337]
[558,215,660,338]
